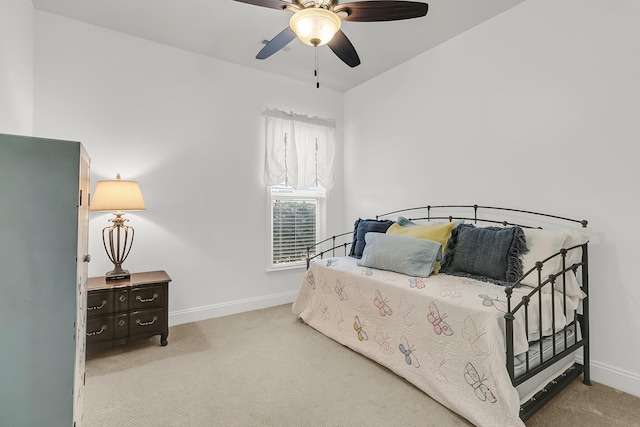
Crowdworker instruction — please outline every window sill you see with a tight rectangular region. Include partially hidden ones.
[266,262,307,272]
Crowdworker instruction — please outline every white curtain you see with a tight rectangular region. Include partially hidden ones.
[264,108,335,190]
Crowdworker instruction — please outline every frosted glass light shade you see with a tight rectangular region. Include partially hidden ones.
[90,174,146,212]
[290,8,341,47]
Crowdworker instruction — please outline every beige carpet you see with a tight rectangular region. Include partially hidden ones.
[84,304,640,427]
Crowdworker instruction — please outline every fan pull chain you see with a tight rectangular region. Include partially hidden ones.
[315,46,320,89]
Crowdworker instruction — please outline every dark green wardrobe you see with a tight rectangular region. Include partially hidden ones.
[0,133,90,426]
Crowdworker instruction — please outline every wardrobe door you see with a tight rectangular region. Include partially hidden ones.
[0,133,90,427]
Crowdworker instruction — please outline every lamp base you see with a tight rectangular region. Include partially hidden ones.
[101,214,135,281]
[105,269,131,281]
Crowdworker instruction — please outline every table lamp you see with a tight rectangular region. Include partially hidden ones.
[90,173,146,280]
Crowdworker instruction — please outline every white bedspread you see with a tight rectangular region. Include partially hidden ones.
[292,257,569,426]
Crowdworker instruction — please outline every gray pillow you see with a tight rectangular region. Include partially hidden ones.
[441,224,528,286]
[357,233,442,278]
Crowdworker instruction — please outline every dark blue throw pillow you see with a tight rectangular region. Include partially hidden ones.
[348,218,395,259]
[441,224,528,286]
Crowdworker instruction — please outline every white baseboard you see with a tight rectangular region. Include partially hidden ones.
[575,354,640,398]
[168,290,299,326]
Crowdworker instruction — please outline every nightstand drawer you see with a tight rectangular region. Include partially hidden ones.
[129,309,164,337]
[86,316,114,344]
[130,285,163,310]
[86,291,115,316]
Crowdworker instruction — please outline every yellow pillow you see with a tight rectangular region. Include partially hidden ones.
[386,222,455,273]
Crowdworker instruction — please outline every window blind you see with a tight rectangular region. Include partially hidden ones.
[271,197,317,265]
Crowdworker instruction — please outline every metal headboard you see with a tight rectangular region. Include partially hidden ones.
[376,204,588,229]
[307,204,587,267]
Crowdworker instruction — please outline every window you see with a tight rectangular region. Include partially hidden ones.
[269,184,325,270]
[263,108,334,270]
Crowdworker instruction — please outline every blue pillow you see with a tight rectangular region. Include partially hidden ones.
[357,233,442,278]
[441,224,528,286]
[349,218,394,259]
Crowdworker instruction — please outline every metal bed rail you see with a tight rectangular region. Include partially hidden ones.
[305,231,353,269]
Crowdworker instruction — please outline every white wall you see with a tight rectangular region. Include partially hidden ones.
[344,0,640,397]
[33,11,345,325]
[0,0,34,135]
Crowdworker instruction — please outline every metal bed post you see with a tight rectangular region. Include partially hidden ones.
[504,287,515,379]
[581,242,591,385]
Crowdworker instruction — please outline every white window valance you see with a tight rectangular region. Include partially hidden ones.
[263,108,336,190]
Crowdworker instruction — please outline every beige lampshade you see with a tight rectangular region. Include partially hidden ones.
[90,173,146,212]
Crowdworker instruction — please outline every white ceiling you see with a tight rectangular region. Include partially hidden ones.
[31,0,525,92]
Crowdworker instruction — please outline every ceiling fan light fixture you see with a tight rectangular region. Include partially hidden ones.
[290,7,341,47]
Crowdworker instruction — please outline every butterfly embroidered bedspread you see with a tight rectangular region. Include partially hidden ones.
[292,257,569,427]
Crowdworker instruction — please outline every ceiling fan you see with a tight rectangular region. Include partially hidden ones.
[233,0,429,68]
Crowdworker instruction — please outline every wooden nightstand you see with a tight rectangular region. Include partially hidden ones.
[86,270,172,347]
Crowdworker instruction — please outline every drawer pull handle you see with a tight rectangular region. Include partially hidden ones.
[88,300,107,311]
[87,325,107,336]
[136,316,158,327]
[136,293,159,303]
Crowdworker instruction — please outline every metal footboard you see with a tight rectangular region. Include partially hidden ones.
[505,241,590,420]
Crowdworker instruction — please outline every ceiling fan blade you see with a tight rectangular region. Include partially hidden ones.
[232,0,291,10]
[256,26,297,59]
[328,30,361,68]
[335,1,428,22]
